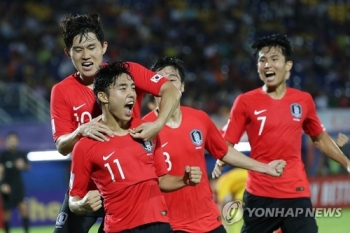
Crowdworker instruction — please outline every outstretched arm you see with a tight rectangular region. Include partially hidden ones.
[220,146,286,177]
[311,132,350,172]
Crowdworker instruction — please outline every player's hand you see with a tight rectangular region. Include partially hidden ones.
[78,115,114,142]
[1,183,11,194]
[81,190,102,212]
[266,160,286,177]
[183,166,202,185]
[15,158,26,170]
[336,133,349,148]
[211,160,226,178]
[129,121,162,141]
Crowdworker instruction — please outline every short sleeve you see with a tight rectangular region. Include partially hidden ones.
[152,135,168,177]
[223,95,247,144]
[127,62,168,96]
[69,140,92,198]
[200,111,228,159]
[302,94,323,137]
[50,85,75,142]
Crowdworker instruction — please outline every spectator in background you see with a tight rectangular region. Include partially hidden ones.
[0,132,30,233]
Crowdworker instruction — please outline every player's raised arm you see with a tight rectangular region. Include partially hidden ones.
[127,62,181,141]
[335,133,349,149]
[310,132,350,172]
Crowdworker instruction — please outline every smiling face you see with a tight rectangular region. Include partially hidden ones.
[98,73,136,122]
[65,32,107,80]
[257,46,292,89]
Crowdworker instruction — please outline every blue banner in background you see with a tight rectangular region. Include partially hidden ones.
[10,160,71,227]
[0,123,55,151]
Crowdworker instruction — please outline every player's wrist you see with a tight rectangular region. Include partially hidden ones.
[216,160,225,167]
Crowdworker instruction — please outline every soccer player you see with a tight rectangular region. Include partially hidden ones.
[0,132,30,233]
[213,34,350,233]
[69,61,201,233]
[142,57,287,233]
[50,14,181,233]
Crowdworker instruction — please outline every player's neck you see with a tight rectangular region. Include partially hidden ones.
[262,83,287,99]
[77,72,94,88]
[155,107,182,128]
[101,114,130,136]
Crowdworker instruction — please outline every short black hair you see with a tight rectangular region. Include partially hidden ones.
[93,61,133,105]
[60,13,105,49]
[150,57,186,83]
[252,34,293,62]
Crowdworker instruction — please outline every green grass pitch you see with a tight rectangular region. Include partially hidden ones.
[2,209,350,233]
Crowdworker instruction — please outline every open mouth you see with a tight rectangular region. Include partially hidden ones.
[125,101,134,110]
[124,101,134,116]
[81,62,93,70]
[265,71,275,80]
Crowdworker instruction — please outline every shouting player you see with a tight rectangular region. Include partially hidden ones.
[142,57,287,233]
[69,61,201,233]
[213,34,350,233]
[50,13,181,233]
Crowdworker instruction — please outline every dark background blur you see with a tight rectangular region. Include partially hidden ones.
[0,0,349,118]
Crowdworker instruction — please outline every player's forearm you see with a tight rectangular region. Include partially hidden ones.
[220,147,269,174]
[312,133,350,168]
[157,82,181,126]
[55,129,81,156]
[68,196,88,215]
[159,175,187,192]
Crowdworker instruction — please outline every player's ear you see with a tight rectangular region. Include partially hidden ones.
[286,61,293,72]
[102,41,108,54]
[181,82,185,93]
[97,92,108,104]
[64,48,71,58]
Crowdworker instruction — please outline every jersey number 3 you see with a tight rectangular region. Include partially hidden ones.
[163,152,172,171]
[257,116,266,136]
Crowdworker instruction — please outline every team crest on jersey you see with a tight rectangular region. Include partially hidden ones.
[290,103,302,119]
[190,129,203,146]
[141,140,154,152]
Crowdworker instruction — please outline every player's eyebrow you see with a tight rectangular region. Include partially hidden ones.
[117,82,135,88]
[72,42,97,49]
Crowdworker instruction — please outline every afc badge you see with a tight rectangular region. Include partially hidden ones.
[290,103,302,119]
[190,129,203,146]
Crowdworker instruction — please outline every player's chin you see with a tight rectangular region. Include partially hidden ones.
[79,68,98,79]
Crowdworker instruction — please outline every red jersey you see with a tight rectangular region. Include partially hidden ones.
[223,87,323,198]
[50,62,167,142]
[69,118,169,232]
[50,62,167,191]
[143,106,228,232]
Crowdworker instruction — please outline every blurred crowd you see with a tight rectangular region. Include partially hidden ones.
[1,0,350,116]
